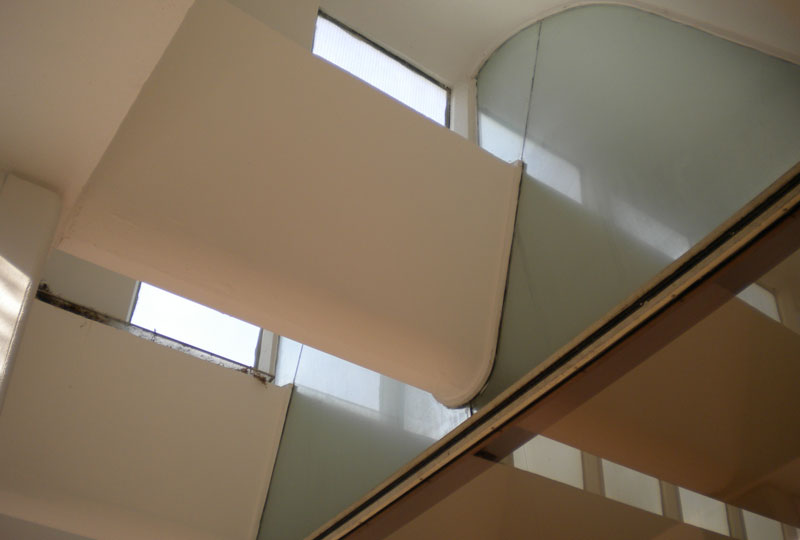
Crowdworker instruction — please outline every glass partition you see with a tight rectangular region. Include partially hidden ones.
[260,339,469,539]
[263,6,800,538]
[383,229,800,540]
[475,4,800,408]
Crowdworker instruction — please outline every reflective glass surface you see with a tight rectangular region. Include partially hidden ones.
[477,23,540,162]
[474,5,800,408]
[260,338,469,539]
[265,6,800,538]
[395,238,800,538]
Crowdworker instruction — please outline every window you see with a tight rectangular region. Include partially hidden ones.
[601,459,662,515]
[678,487,729,535]
[130,283,261,367]
[312,13,449,126]
[736,283,780,322]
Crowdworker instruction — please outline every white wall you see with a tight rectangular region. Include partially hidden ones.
[0,173,60,406]
[0,301,291,540]
[227,0,319,49]
[0,1,194,237]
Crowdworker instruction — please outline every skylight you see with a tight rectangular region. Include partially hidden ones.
[312,14,448,125]
[130,283,261,367]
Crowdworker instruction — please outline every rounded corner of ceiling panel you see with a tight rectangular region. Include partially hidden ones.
[432,353,494,409]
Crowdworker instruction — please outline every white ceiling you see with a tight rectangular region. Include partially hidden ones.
[321,0,800,85]
[0,0,318,239]
[0,1,193,236]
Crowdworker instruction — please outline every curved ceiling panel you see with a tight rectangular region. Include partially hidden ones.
[60,0,520,407]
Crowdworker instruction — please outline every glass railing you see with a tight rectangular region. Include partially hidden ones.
[474,4,800,408]
[266,6,800,538]
[318,162,800,539]
[259,339,470,539]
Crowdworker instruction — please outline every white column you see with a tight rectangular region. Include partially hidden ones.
[0,173,60,408]
[450,78,478,142]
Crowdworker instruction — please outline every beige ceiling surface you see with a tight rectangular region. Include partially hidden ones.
[59,0,520,406]
[0,1,193,235]
[321,0,800,85]
[541,298,800,525]
[227,0,319,49]
[388,458,726,540]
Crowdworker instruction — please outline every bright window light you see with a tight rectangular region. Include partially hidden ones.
[131,283,260,367]
[601,459,662,515]
[313,15,448,125]
[512,436,584,490]
[737,283,781,322]
[742,510,784,540]
[678,487,729,535]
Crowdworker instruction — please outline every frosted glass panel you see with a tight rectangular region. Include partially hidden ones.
[295,344,381,411]
[290,342,469,439]
[261,339,469,539]
[477,23,540,163]
[474,5,800,407]
[259,387,435,540]
[524,5,800,247]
